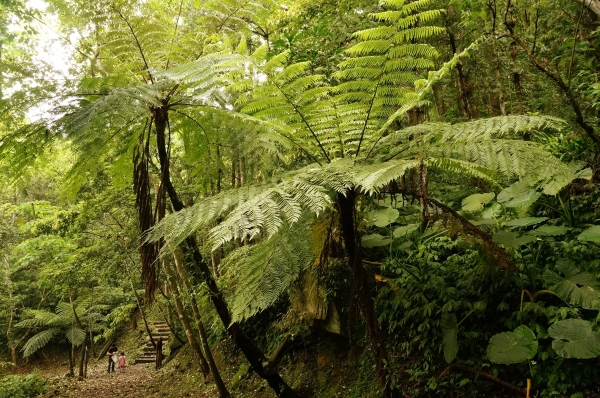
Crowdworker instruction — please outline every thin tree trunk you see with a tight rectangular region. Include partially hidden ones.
[163,257,211,377]
[337,191,392,398]
[66,338,75,377]
[172,248,230,397]
[78,343,86,379]
[153,106,298,398]
[448,29,475,119]
[84,346,89,378]
[124,261,155,349]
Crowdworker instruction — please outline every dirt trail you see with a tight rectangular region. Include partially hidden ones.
[43,361,163,398]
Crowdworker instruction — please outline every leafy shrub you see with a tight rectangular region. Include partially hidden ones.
[0,374,46,398]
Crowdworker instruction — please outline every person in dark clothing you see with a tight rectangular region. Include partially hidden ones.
[107,344,118,373]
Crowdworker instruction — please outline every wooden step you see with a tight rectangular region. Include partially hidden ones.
[135,357,156,364]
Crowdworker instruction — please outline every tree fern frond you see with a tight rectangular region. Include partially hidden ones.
[426,158,502,187]
[354,159,421,194]
[65,325,86,347]
[222,218,313,322]
[208,177,331,249]
[22,328,61,357]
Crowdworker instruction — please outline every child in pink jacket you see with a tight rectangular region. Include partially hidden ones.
[118,352,126,371]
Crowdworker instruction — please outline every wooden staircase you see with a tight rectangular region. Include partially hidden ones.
[135,322,171,364]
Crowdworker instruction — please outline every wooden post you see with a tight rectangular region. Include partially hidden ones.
[155,337,163,370]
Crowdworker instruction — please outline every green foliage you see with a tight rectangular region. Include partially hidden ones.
[487,325,536,364]
[0,374,46,398]
[549,319,600,359]
[221,218,314,322]
[544,260,600,309]
[441,314,458,363]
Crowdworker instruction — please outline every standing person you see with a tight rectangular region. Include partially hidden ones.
[106,344,118,373]
[118,352,126,371]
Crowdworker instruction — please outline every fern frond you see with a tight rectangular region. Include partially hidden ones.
[65,326,86,347]
[426,158,502,187]
[222,218,313,322]
[354,159,421,194]
[22,328,61,357]
[208,176,331,249]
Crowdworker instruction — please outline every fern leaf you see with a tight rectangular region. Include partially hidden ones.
[222,219,313,322]
[22,328,61,357]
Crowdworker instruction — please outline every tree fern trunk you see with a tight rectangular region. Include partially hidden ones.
[153,106,298,398]
[448,28,475,119]
[337,190,392,398]
[78,342,86,380]
[172,247,230,398]
[163,257,210,377]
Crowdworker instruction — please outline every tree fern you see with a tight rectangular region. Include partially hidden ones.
[146,169,332,250]
[221,217,314,322]
[330,0,445,157]
[22,328,61,357]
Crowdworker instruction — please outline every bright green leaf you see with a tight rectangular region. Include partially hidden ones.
[487,331,534,364]
[461,193,495,212]
[504,217,548,228]
[578,226,600,243]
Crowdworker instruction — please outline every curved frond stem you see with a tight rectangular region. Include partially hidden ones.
[170,109,213,160]
[215,0,253,32]
[170,104,323,165]
[270,79,331,164]
[355,74,383,159]
[165,0,186,70]
[111,6,154,84]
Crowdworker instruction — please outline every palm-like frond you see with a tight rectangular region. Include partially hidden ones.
[146,167,332,250]
[22,328,61,357]
[222,218,313,322]
[331,0,445,157]
[65,325,87,347]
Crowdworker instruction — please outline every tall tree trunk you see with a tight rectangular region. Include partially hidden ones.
[448,29,475,119]
[124,262,155,349]
[153,106,298,398]
[337,190,392,398]
[66,339,75,377]
[78,343,86,379]
[10,346,17,365]
[172,248,230,398]
[163,257,211,377]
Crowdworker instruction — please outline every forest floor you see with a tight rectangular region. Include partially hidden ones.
[40,362,174,398]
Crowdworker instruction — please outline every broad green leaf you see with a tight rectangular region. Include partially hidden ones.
[492,231,537,249]
[487,331,534,364]
[575,168,593,180]
[544,260,600,309]
[529,225,570,236]
[497,180,530,203]
[503,190,541,208]
[549,319,600,359]
[393,224,419,238]
[461,193,495,212]
[442,314,458,363]
[578,226,600,243]
[504,217,548,228]
[513,325,538,359]
[470,219,497,226]
[368,208,399,227]
[480,202,502,219]
[361,233,393,248]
